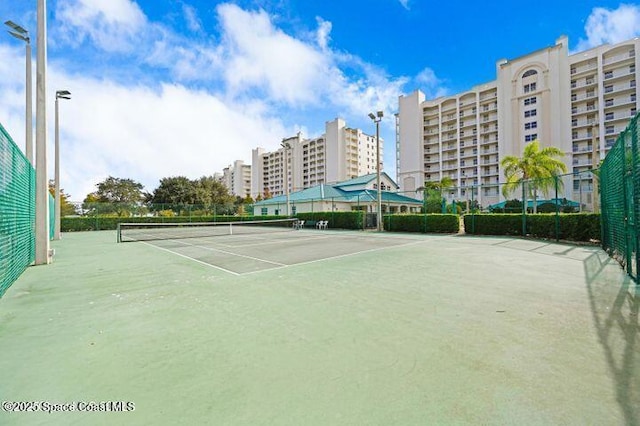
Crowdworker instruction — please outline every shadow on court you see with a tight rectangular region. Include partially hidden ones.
[583,251,639,426]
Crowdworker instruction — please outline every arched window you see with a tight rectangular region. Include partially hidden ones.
[522,69,538,78]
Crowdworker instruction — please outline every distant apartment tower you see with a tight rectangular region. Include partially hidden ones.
[221,160,251,197]
[397,36,639,208]
[251,118,383,198]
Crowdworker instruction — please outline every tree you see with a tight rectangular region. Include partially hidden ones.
[48,180,77,216]
[95,176,146,203]
[418,176,454,213]
[88,176,146,216]
[194,176,235,214]
[150,176,196,209]
[500,140,567,213]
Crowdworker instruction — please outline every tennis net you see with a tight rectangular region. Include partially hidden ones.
[117,218,298,243]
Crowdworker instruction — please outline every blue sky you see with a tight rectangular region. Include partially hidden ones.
[1,0,640,200]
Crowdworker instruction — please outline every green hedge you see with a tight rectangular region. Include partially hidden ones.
[383,214,459,233]
[463,213,600,242]
[295,211,364,230]
[61,215,287,232]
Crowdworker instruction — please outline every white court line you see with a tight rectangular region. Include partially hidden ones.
[141,241,240,276]
[241,238,433,276]
[169,239,287,266]
[218,235,333,248]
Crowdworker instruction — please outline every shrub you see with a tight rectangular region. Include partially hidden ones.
[61,215,289,232]
[295,211,364,229]
[384,214,459,233]
[463,213,600,242]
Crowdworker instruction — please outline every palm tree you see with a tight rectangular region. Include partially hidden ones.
[417,176,455,213]
[501,140,567,213]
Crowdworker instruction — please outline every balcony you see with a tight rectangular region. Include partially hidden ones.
[570,62,597,76]
[603,50,635,65]
[479,92,497,102]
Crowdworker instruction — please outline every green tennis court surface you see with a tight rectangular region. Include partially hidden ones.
[0,230,638,425]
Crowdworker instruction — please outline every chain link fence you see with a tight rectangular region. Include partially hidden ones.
[600,112,639,281]
[0,123,35,297]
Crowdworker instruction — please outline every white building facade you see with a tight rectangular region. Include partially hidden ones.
[397,36,639,208]
[221,160,251,198]
[251,118,383,199]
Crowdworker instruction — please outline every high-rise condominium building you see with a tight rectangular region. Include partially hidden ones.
[251,118,383,198]
[221,160,251,197]
[397,36,639,208]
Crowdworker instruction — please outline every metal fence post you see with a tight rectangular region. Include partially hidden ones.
[554,175,559,241]
[522,180,526,236]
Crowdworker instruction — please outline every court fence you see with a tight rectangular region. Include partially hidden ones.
[599,112,640,282]
[0,123,35,298]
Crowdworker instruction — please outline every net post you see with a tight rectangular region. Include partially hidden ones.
[229,222,233,235]
[116,223,121,243]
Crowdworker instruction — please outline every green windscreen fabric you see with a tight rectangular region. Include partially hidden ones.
[49,192,55,240]
[599,113,639,281]
[0,123,35,297]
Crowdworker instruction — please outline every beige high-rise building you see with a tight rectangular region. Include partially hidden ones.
[251,118,383,198]
[221,160,251,198]
[397,36,639,208]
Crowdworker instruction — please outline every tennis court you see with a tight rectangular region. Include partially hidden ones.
[124,223,435,275]
[0,228,638,425]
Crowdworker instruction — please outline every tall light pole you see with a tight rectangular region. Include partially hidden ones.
[54,90,71,240]
[35,0,50,264]
[369,111,384,231]
[281,138,292,216]
[5,20,32,164]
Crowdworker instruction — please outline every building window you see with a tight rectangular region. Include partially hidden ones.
[524,109,537,118]
[522,69,538,78]
[604,85,613,93]
[632,93,637,102]
[523,82,537,93]
[604,70,613,79]
[605,112,614,120]
[587,89,595,97]
[606,125,615,134]
[632,80,637,88]
[524,97,537,106]
[605,98,614,107]
[571,80,577,88]
[525,134,538,142]
[523,121,537,130]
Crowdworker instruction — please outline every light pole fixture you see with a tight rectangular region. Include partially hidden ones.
[369,110,384,231]
[35,0,50,264]
[54,90,71,240]
[281,138,292,216]
[5,20,32,164]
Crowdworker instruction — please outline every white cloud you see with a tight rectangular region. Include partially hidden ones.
[52,78,289,200]
[316,17,332,51]
[1,2,426,200]
[55,0,147,53]
[575,4,640,51]
[183,4,203,33]
[398,0,410,10]
[415,67,448,99]
[217,4,331,105]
